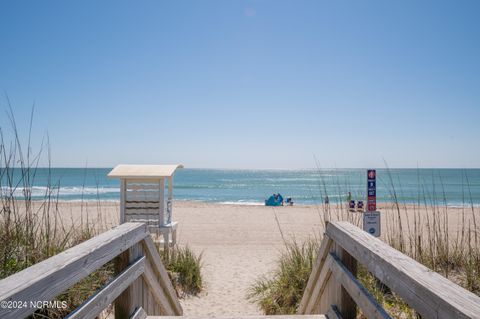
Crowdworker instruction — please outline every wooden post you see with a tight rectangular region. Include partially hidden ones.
[159,178,165,226]
[167,176,173,223]
[159,178,167,250]
[120,179,126,224]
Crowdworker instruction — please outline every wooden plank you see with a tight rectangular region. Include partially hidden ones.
[326,305,342,319]
[126,190,161,198]
[167,176,173,223]
[304,253,334,314]
[167,177,173,201]
[333,242,356,319]
[126,209,161,215]
[125,200,159,203]
[129,215,157,219]
[127,184,160,191]
[126,194,161,202]
[149,316,327,319]
[67,256,146,319]
[108,165,182,179]
[127,179,162,184]
[125,216,160,223]
[126,178,162,184]
[125,201,159,204]
[127,181,159,188]
[298,235,333,314]
[131,307,148,319]
[142,262,175,315]
[126,202,160,209]
[126,185,160,195]
[126,221,160,232]
[126,199,160,203]
[328,253,391,319]
[142,236,183,315]
[126,220,157,228]
[0,222,148,319]
[318,267,335,315]
[126,201,160,206]
[126,206,160,212]
[147,289,154,315]
[326,222,480,319]
[159,178,165,225]
[120,179,126,223]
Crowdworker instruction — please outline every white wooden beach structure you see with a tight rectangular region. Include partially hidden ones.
[108,164,183,249]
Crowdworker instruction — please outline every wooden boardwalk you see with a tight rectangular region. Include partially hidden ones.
[1,221,479,319]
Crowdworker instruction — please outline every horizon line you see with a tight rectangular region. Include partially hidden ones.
[4,166,480,170]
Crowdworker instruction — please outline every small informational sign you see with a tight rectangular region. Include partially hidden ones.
[363,211,381,237]
[367,169,376,211]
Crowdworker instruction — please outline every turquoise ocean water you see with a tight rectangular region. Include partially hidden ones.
[2,168,480,206]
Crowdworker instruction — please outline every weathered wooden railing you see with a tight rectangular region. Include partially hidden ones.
[0,222,182,319]
[298,221,480,319]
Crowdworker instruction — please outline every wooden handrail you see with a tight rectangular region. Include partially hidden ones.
[299,235,333,314]
[299,221,480,319]
[0,222,183,319]
[67,256,146,319]
[142,236,183,314]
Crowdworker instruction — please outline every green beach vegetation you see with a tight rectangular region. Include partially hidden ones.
[248,238,320,314]
[161,244,203,296]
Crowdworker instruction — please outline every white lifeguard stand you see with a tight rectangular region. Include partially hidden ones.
[108,164,183,249]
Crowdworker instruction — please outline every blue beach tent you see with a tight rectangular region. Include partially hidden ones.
[265,193,284,206]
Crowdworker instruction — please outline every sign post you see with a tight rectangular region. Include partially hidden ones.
[364,169,381,237]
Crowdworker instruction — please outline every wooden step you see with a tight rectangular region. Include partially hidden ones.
[147,316,327,319]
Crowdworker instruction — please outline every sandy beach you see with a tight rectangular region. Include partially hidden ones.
[39,200,477,316]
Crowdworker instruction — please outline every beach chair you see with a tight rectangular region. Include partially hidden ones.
[349,200,356,211]
[357,200,364,211]
[108,164,183,250]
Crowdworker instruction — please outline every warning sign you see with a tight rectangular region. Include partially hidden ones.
[367,169,376,211]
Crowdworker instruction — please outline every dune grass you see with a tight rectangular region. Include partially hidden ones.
[248,239,319,314]
[160,244,203,296]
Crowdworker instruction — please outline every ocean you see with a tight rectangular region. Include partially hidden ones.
[2,168,480,206]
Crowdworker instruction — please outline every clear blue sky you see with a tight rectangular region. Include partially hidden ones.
[1,1,479,169]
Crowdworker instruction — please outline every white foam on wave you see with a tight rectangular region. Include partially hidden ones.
[218,201,264,206]
[1,186,119,197]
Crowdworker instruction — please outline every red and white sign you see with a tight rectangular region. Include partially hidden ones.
[367,169,376,212]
